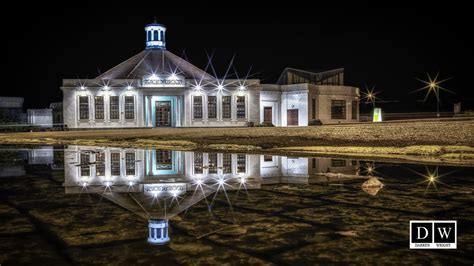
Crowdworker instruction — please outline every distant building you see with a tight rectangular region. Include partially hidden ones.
[27,109,53,127]
[62,21,359,129]
[0,97,25,124]
[49,102,63,126]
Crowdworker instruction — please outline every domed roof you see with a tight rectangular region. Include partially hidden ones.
[96,49,214,80]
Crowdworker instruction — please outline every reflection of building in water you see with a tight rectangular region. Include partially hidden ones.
[28,146,54,165]
[64,145,360,193]
[63,145,361,245]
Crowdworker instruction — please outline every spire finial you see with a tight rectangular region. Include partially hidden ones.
[154,16,157,23]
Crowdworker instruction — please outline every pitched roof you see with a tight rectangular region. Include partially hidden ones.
[96,49,214,80]
[277,67,344,85]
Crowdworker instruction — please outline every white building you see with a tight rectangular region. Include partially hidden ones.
[27,109,53,127]
[62,21,359,129]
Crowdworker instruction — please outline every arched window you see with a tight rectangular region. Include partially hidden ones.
[153,30,159,41]
[147,31,152,41]
[160,31,164,41]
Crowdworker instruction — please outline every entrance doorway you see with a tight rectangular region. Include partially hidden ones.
[287,109,298,126]
[264,107,272,123]
[156,101,171,127]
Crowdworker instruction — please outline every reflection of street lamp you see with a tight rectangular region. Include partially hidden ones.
[414,73,454,118]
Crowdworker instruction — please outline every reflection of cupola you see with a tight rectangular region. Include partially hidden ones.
[145,19,166,50]
[148,219,170,245]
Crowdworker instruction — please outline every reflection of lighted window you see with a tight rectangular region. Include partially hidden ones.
[223,153,231,174]
[96,152,105,176]
[264,155,273,162]
[111,153,121,176]
[156,150,172,170]
[194,153,203,174]
[80,153,90,177]
[237,154,246,173]
[208,153,217,174]
[125,153,135,175]
[331,159,346,167]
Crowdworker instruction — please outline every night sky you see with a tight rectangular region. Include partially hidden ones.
[4,1,473,112]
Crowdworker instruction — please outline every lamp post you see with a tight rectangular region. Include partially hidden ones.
[415,73,453,118]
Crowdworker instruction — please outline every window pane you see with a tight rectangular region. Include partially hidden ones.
[125,96,134,119]
[222,96,231,119]
[331,100,346,119]
[194,152,203,174]
[208,153,217,174]
[96,152,105,176]
[95,96,104,120]
[331,159,346,167]
[110,96,119,119]
[223,153,231,174]
[193,96,202,119]
[237,154,246,173]
[125,153,135,175]
[80,153,90,177]
[111,153,121,176]
[208,96,217,119]
[79,96,89,120]
[236,96,245,118]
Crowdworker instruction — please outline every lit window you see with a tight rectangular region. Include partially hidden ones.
[95,152,105,176]
[237,154,246,173]
[125,153,135,176]
[111,153,121,176]
[110,96,119,120]
[208,96,217,119]
[194,152,203,174]
[331,100,346,119]
[95,96,104,120]
[125,96,134,119]
[223,153,231,174]
[208,153,217,174]
[236,96,245,118]
[222,96,231,119]
[80,153,90,177]
[193,96,203,119]
[79,96,89,120]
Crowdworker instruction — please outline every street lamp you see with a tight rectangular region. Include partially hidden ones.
[414,73,454,118]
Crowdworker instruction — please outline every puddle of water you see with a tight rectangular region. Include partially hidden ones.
[0,145,473,264]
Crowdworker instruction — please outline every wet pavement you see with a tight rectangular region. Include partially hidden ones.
[0,145,473,265]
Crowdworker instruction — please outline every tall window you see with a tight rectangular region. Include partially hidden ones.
[312,99,316,119]
[352,101,358,120]
[80,153,90,177]
[194,152,203,174]
[111,152,121,176]
[79,96,89,120]
[156,150,172,170]
[223,153,231,174]
[237,154,246,173]
[125,96,134,119]
[236,96,245,118]
[125,153,136,176]
[208,96,217,119]
[95,152,105,176]
[331,100,346,119]
[110,96,119,120]
[193,96,202,119]
[95,96,104,120]
[222,96,231,119]
[153,30,159,41]
[147,31,151,41]
[208,153,217,174]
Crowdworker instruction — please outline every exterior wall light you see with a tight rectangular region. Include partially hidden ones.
[217,85,224,90]
[239,85,246,91]
[127,86,133,90]
[80,86,86,90]
[103,85,110,91]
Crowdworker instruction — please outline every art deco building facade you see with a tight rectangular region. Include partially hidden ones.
[62,22,359,128]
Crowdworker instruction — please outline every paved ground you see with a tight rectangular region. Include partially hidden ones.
[1,163,473,264]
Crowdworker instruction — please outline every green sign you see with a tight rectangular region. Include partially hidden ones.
[373,108,382,122]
